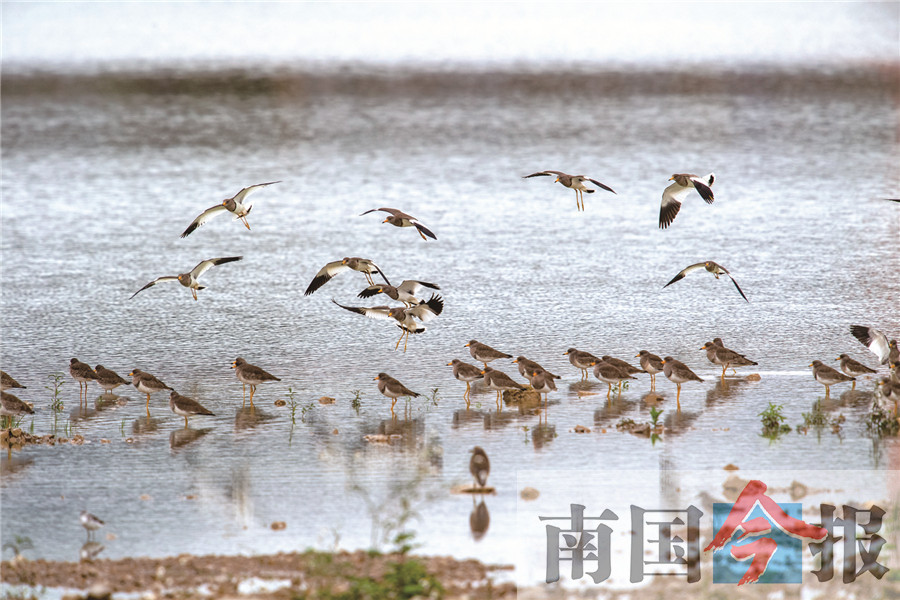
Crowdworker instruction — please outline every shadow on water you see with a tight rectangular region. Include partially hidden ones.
[79,540,105,562]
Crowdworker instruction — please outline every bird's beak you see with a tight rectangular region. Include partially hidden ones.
[554,177,560,183]
[634,353,640,358]
[446,362,453,366]
[222,200,228,206]
[700,345,707,350]
[465,343,471,347]
[808,362,814,367]
[382,218,389,224]
[835,357,840,361]
[661,359,666,365]
[373,376,379,381]
[480,370,486,375]
[668,176,674,181]
[128,371,134,376]
[512,358,518,363]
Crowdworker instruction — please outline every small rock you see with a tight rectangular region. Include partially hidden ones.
[274,399,287,407]
[140,494,152,501]
[332,428,339,435]
[520,487,540,501]
[724,463,739,471]
[271,521,287,531]
[100,439,111,444]
[746,373,761,381]
[574,425,591,433]
[318,396,336,405]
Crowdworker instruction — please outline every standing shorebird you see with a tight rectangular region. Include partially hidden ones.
[1,371,26,391]
[80,511,105,540]
[1,391,34,426]
[169,391,215,427]
[130,256,243,301]
[129,369,173,416]
[636,351,665,390]
[480,367,526,410]
[232,358,281,408]
[810,360,854,396]
[94,365,130,395]
[357,280,440,307]
[304,257,391,296]
[565,348,600,381]
[659,173,715,228]
[466,340,512,369]
[701,339,758,378]
[374,373,420,416]
[523,170,616,211]
[529,369,558,406]
[850,325,898,365]
[469,446,490,489]
[69,359,97,403]
[664,261,748,302]
[360,207,437,240]
[591,360,637,401]
[836,354,876,390]
[513,356,560,382]
[448,359,484,407]
[661,357,704,409]
[180,181,281,237]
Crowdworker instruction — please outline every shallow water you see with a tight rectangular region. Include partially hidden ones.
[1,63,898,578]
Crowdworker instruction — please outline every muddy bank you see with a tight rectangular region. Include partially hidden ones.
[1,550,514,599]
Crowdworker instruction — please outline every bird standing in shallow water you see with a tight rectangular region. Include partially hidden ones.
[466,340,512,369]
[480,367,525,411]
[469,446,490,489]
[448,359,483,407]
[80,511,104,540]
[374,373,420,416]
[69,358,97,403]
[836,354,876,390]
[169,391,215,427]
[810,360,854,397]
[661,357,704,410]
[523,170,616,211]
[129,369,173,417]
[701,339,758,379]
[1,371,26,392]
[94,365,130,395]
[636,351,664,390]
[232,358,281,408]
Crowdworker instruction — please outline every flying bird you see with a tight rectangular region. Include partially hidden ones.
[850,325,898,365]
[130,256,242,301]
[357,280,440,307]
[304,257,390,296]
[360,207,437,240]
[180,181,280,238]
[663,261,748,302]
[523,170,616,211]
[332,294,443,352]
[659,173,715,228]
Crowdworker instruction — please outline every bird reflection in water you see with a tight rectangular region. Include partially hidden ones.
[131,415,162,436]
[234,406,277,431]
[169,427,213,451]
[79,540,105,562]
[469,498,490,541]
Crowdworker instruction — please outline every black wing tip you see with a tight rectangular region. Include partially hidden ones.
[662,273,684,288]
[357,286,380,299]
[416,223,438,240]
[426,293,444,315]
[179,224,197,238]
[305,275,329,296]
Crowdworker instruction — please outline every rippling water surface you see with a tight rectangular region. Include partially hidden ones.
[1,64,898,574]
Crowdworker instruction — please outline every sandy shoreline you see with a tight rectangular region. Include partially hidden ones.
[1,550,515,599]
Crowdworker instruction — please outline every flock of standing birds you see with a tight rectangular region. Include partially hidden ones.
[2,174,898,503]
